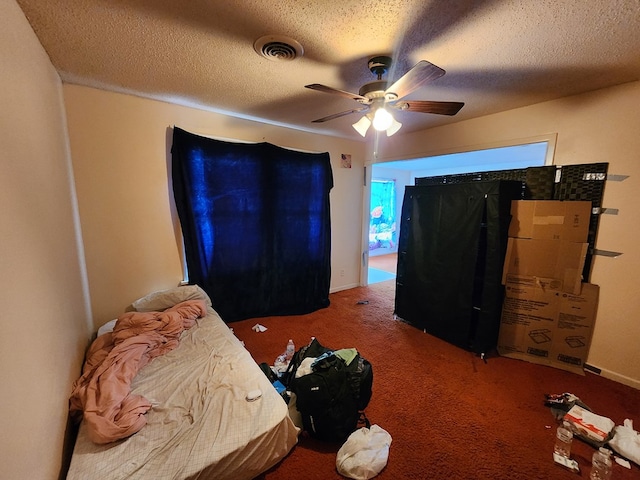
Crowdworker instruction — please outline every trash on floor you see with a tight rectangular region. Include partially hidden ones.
[336,424,392,480]
[609,419,640,466]
[544,392,590,420]
[564,405,615,446]
[615,456,632,469]
[552,452,580,473]
[545,392,639,475]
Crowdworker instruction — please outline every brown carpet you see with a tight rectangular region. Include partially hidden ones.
[232,280,639,480]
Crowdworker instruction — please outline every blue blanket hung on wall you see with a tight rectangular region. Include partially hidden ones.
[171,127,333,322]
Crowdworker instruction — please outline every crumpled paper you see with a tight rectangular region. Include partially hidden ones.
[252,323,267,332]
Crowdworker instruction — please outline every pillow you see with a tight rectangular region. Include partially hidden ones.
[131,285,212,312]
[97,319,117,337]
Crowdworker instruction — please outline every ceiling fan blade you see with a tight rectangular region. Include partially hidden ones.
[385,61,446,100]
[311,106,370,123]
[305,84,369,102]
[395,100,464,116]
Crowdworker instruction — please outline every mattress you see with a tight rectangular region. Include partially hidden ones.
[67,287,298,480]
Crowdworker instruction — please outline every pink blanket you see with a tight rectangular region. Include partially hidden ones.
[70,299,207,444]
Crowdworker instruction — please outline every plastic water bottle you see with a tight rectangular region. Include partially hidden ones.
[554,421,573,458]
[590,447,612,480]
[285,339,295,361]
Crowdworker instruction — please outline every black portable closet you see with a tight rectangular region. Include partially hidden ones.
[394,180,522,355]
[393,163,608,356]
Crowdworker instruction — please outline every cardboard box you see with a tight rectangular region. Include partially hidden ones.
[502,237,588,294]
[508,200,592,242]
[501,273,563,291]
[563,405,615,444]
[497,281,599,375]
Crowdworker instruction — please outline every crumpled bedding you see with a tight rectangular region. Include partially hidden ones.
[67,303,299,480]
[69,299,207,444]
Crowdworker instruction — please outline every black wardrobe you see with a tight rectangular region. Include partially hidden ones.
[394,180,522,355]
[394,163,608,356]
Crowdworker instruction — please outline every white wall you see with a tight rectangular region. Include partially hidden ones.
[0,1,91,478]
[62,85,367,327]
[371,81,640,389]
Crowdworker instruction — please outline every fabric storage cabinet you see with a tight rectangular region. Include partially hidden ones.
[394,180,522,355]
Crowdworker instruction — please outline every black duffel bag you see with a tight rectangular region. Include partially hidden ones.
[283,338,373,442]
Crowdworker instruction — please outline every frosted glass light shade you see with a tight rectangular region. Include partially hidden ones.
[352,110,402,137]
[352,116,372,137]
[386,118,402,137]
[372,108,393,131]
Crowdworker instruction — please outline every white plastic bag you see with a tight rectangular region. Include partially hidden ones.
[336,424,392,480]
[609,419,640,466]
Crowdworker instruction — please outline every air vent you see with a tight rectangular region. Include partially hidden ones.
[253,35,304,61]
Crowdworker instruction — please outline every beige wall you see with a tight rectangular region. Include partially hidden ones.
[62,85,367,328]
[4,0,638,476]
[66,80,640,390]
[0,1,92,479]
[372,81,640,389]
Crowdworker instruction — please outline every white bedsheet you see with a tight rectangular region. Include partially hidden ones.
[67,307,298,480]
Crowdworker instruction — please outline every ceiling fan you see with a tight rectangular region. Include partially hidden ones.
[305,56,464,137]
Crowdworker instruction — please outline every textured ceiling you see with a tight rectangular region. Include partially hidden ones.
[16,0,640,140]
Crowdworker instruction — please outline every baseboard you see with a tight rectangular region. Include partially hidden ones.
[585,364,640,390]
[330,282,360,293]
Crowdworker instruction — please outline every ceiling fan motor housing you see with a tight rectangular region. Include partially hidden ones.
[358,80,388,100]
[368,55,392,78]
[361,56,398,102]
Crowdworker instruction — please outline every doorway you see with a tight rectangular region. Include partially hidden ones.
[368,178,398,284]
[365,138,554,285]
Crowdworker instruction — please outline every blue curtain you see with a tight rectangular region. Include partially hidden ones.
[171,127,333,322]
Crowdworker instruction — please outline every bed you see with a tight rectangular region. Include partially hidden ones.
[67,285,299,480]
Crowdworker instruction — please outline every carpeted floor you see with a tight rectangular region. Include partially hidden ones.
[232,280,639,480]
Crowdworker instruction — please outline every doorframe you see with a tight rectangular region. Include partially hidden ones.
[360,133,557,286]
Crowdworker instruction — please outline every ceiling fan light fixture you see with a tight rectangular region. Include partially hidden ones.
[352,116,372,137]
[353,111,402,137]
[307,56,460,137]
[386,118,402,137]
[372,107,394,131]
